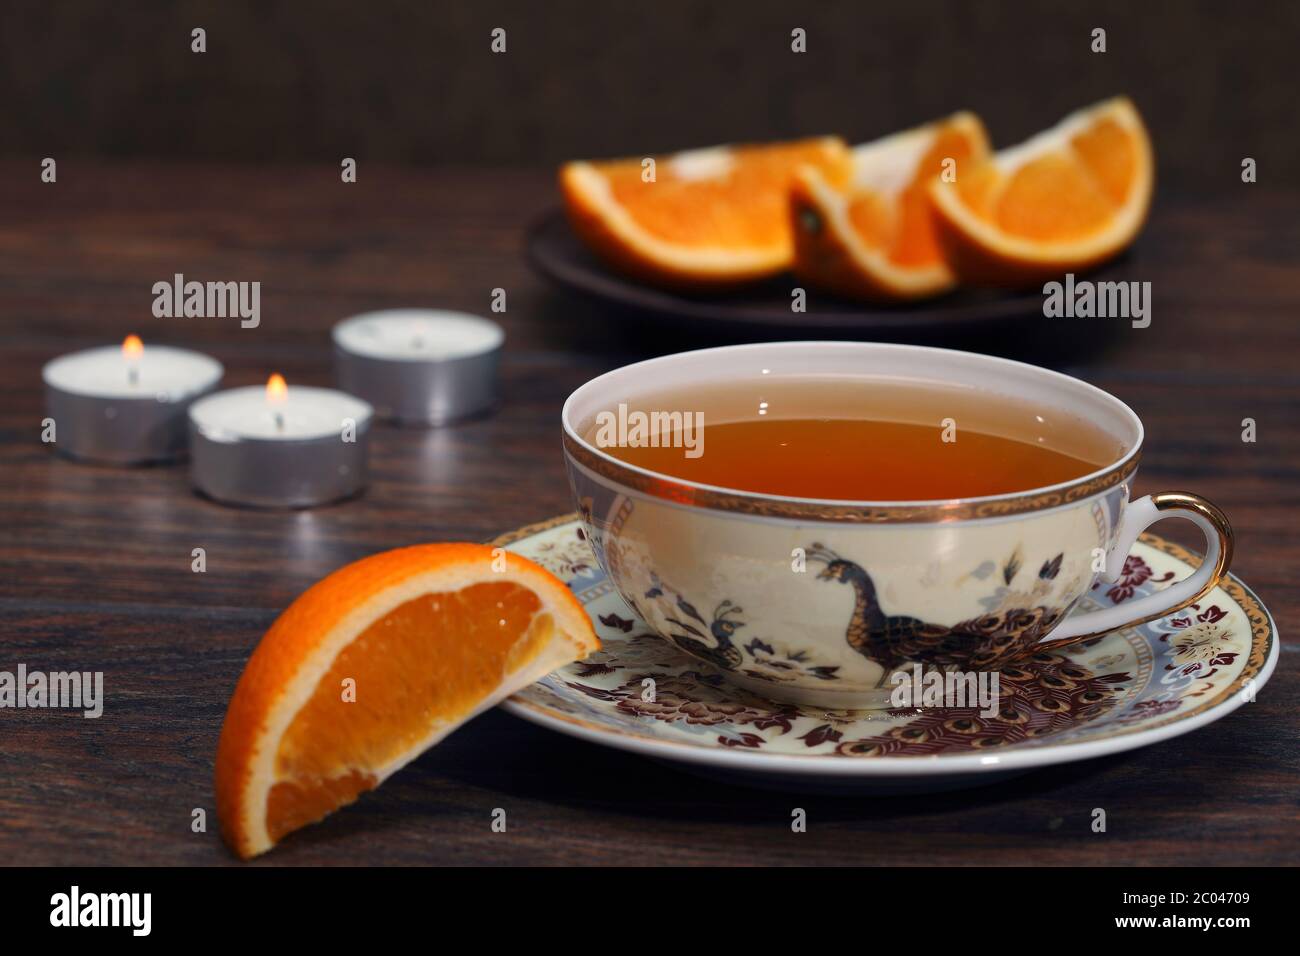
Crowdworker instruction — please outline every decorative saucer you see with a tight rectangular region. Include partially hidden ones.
[496,515,1278,793]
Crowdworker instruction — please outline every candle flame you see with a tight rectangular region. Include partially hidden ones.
[122,335,144,360]
[266,373,288,404]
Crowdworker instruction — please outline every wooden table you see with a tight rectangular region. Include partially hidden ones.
[1,164,1296,865]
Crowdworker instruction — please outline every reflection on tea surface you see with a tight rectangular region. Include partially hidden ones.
[584,377,1124,501]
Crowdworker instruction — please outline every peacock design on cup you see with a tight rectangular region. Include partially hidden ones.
[639,575,843,682]
[806,542,1070,685]
[661,595,746,671]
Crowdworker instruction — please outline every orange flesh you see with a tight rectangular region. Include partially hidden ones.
[846,128,983,266]
[956,117,1138,242]
[602,141,848,248]
[997,154,1114,240]
[951,163,1003,219]
[1069,117,1137,205]
[844,192,893,252]
[266,581,552,843]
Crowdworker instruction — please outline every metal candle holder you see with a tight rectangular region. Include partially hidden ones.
[42,344,223,465]
[333,310,503,426]
[187,385,374,508]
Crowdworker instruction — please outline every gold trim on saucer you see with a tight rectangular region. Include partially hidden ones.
[562,432,1140,523]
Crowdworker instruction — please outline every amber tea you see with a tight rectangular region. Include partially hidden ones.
[585,377,1123,501]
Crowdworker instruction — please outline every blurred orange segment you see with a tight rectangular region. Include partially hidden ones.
[792,112,991,301]
[930,97,1153,285]
[561,137,851,287]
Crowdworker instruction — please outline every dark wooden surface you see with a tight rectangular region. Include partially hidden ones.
[1,163,1296,866]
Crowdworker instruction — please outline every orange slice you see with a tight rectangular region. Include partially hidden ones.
[560,137,851,288]
[929,97,1153,286]
[215,543,597,859]
[790,112,991,301]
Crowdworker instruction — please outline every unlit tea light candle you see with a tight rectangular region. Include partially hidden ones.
[188,374,373,508]
[42,336,223,464]
[333,309,504,425]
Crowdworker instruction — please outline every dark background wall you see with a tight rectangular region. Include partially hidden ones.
[1,0,1294,191]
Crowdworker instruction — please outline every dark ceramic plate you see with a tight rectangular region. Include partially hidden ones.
[525,208,1139,336]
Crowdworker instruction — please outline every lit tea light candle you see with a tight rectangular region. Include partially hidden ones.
[333,309,503,425]
[42,336,223,464]
[188,374,374,508]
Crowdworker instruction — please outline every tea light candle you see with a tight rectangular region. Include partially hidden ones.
[42,336,223,464]
[333,309,503,425]
[188,375,374,508]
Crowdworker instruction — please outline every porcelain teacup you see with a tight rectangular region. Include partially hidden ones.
[562,342,1232,708]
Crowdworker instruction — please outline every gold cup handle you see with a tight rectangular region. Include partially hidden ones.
[1037,492,1234,651]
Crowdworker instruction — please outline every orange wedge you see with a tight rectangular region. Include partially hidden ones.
[560,137,851,288]
[929,97,1153,286]
[215,543,597,859]
[790,112,991,301]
